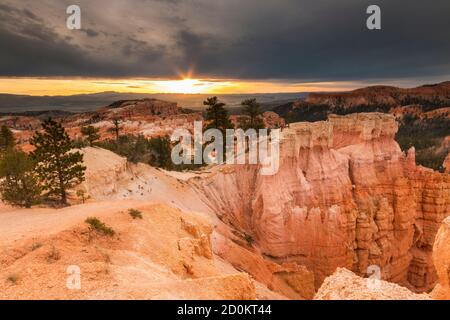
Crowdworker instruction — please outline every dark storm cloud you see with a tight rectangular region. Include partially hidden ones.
[0,0,449,81]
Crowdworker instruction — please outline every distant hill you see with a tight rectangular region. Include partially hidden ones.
[0,91,308,113]
[0,92,166,113]
[273,81,450,122]
[306,81,450,111]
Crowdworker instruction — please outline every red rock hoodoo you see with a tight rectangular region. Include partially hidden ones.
[194,113,450,291]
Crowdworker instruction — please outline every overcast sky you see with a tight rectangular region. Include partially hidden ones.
[0,0,449,83]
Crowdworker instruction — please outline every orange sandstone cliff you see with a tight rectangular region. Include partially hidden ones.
[192,113,450,291]
[431,216,450,299]
[2,112,448,299]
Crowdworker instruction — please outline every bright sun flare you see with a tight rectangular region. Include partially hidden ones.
[162,79,201,93]
[0,77,355,96]
[152,78,221,94]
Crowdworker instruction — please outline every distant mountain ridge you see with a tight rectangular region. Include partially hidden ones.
[274,81,450,122]
[0,91,307,113]
[0,92,166,113]
[305,81,450,111]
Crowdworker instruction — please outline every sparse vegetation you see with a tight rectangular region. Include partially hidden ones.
[81,125,100,147]
[76,189,87,203]
[396,114,450,172]
[0,148,41,208]
[85,217,115,236]
[274,101,330,123]
[73,137,89,149]
[6,274,19,285]
[108,118,122,140]
[101,251,112,264]
[244,233,254,246]
[0,125,15,153]
[147,136,173,168]
[240,98,265,130]
[97,135,170,167]
[203,96,234,163]
[46,245,61,262]
[128,208,143,219]
[31,242,43,251]
[204,96,234,131]
[97,134,203,171]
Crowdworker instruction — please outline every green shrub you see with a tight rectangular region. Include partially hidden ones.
[31,242,43,251]
[76,189,87,203]
[0,125,15,152]
[85,217,115,236]
[73,137,89,149]
[46,245,61,262]
[128,208,143,219]
[97,134,204,171]
[6,274,19,285]
[244,233,254,245]
[80,125,100,147]
[0,149,41,208]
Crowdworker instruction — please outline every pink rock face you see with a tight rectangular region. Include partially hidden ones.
[194,113,450,291]
[262,111,286,128]
[431,217,450,299]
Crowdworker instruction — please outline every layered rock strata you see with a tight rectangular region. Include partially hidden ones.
[431,217,450,299]
[193,113,450,291]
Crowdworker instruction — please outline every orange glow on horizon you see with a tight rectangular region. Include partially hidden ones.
[0,77,360,96]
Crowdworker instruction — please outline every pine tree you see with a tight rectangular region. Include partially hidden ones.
[285,110,295,126]
[240,99,265,130]
[203,97,234,163]
[0,149,41,208]
[30,118,86,205]
[0,125,15,153]
[203,97,234,131]
[148,136,173,169]
[127,135,151,164]
[108,118,122,140]
[81,125,100,147]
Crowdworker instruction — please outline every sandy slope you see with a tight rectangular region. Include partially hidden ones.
[0,201,282,299]
[0,200,148,246]
[78,147,214,215]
